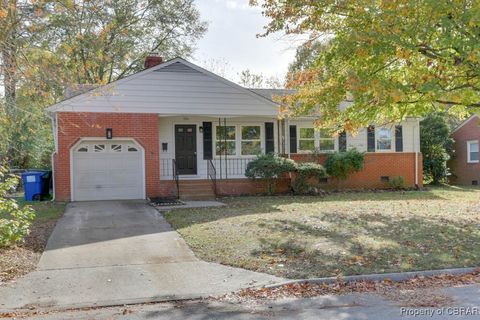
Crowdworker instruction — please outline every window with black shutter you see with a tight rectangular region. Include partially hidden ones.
[202,122,212,159]
[265,122,274,154]
[395,125,403,152]
[289,125,297,153]
[367,125,375,152]
[339,131,347,152]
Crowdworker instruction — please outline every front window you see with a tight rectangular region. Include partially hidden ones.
[299,128,315,151]
[467,141,479,163]
[377,128,392,150]
[319,129,335,151]
[241,126,261,155]
[216,126,236,156]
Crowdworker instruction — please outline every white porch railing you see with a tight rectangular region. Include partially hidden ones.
[160,157,253,179]
[212,158,253,179]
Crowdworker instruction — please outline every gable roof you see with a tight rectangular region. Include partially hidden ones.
[452,114,480,133]
[46,58,280,117]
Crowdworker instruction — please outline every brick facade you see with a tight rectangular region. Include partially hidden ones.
[291,152,423,189]
[54,112,160,201]
[449,116,480,185]
[54,112,423,201]
[216,178,291,196]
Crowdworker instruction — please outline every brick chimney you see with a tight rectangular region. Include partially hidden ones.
[144,53,163,69]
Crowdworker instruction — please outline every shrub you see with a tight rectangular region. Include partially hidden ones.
[389,176,406,190]
[245,153,296,194]
[420,112,454,184]
[292,162,327,194]
[324,149,365,179]
[0,166,35,248]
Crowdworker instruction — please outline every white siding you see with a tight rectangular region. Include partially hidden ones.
[48,59,279,117]
[159,116,279,180]
[288,118,420,153]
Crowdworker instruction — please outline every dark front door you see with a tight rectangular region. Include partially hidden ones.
[175,125,197,175]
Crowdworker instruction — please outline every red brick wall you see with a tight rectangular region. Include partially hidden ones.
[291,152,423,189]
[54,112,160,201]
[216,178,291,196]
[449,116,480,185]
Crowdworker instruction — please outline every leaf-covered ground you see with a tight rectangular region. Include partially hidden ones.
[164,186,480,279]
[0,199,66,282]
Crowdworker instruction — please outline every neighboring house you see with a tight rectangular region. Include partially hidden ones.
[449,115,480,186]
[46,56,423,201]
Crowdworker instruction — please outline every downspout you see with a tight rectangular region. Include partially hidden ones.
[46,111,57,201]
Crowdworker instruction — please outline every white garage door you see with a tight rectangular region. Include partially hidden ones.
[72,140,144,201]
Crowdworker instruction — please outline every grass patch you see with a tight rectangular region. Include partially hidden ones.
[164,186,480,279]
[0,198,66,282]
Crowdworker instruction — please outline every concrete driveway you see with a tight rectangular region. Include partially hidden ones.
[0,201,282,312]
[38,201,196,269]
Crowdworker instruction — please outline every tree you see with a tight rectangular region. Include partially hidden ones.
[251,0,480,132]
[0,0,51,167]
[39,0,208,84]
[238,69,283,88]
[288,41,329,74]
[0,0,207,168]
[420,112,454,184]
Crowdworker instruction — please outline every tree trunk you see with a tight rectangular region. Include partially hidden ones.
[1,0,19,166]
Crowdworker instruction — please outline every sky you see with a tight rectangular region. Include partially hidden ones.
[193,0,305,85]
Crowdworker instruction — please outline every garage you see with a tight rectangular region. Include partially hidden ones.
[71,139,145,201]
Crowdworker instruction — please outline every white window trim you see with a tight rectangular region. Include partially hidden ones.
[318,129,336,152]
[240,125,262,156]
[213,124,264,157]
[375,127,394,152]
[214,124,237,156]
[298,127,316,153]
[296,126,337,154]
[467,140,479,163]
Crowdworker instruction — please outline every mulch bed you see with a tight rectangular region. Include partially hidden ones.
[0,220,57,283]
[219,269,480,307]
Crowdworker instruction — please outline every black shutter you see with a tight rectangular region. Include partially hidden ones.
[395,125,403,152]
[367,125,375,152]
[203,122,213,159]
[289,125,297,153]
[265,122,274,154]
[339,131,347,152]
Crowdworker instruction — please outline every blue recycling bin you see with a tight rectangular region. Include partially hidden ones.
[21,171,47,201]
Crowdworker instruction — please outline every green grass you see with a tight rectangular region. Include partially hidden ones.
[164,186,480,279]
[10,197,66,223]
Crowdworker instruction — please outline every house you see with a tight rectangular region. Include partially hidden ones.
[449,115,480,186]
[46,56,423,201]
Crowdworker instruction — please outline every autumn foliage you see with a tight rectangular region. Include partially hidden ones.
[252,0,480,131]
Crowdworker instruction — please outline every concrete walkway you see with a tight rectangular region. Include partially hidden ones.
[0,201,282,312]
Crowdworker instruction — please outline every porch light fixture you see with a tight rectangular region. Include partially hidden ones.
[199,126,203,133]
[162,142,168,152]
[106,128,113,139]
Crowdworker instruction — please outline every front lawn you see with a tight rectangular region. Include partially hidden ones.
[0,199,66,282]
[164,186,480,279]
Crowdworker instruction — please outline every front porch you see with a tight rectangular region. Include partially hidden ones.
[157,115,283,199]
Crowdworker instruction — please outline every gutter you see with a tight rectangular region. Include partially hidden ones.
[46,111,57,201]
